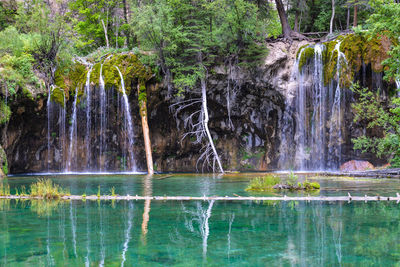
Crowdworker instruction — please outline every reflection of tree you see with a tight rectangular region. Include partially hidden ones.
[141,174,152,245]
[181,200,215,261]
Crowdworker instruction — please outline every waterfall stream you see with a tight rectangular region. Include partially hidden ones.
[66,89,78,172]
[280,42,348,170]
[115,67,136,171]
[46,61,138,173]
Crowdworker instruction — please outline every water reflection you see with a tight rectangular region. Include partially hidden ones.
[0,199,399,265]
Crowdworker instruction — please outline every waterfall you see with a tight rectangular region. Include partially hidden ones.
[66,89,78,172]
[99,63,106,171]
[295,48,307,170]
[44,55,141,173]
[59,92,66,171]
[327,42,346,168]
[115,66,136,171]
[47,85,52,170]
[311,44,326,170]
[85,66,93,169]
[280,41,348,170]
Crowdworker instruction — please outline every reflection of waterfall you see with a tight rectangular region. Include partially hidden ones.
[280,42,348,170]
[70,201,77,257]
[330,203,343,266]
[121,202,134,267]
[227,213,235,260]
[85,201,91,267]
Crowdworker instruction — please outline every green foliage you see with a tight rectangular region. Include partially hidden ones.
[245,175,281,191]
[69,0,128,53]
[351,82,400,167]
[131,0,266,95]
[110,186,116,196]
[0,101,11,125]
[0,183,10,196]
[287,172,298,186]
[30,179,70,199]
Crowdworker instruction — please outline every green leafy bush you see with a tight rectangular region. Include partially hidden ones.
[246,175,281,191]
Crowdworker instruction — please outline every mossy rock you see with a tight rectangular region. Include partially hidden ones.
[0,145,7,176]
[90,53,152,95]
[50,86,66,106]
[298,46,315,70]
[54,63,88,104]
[0,101,11,125]
[297,33,393,87]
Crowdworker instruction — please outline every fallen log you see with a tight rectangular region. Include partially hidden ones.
[0,194,399,202]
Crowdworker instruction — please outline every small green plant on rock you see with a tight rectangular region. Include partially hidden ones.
[30,178,70,199]
[245,175,281,191]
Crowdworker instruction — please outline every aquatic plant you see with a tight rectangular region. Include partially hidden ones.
[0,183,10,196]
[245,175,281,191]
[110,186,116,196]
[29,179,70,199]
[246,174,320,192]
[30,200,62,217]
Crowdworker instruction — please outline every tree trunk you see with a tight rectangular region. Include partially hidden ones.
[122,0,130,47]
[138,83,154,175]
[101,19,109,48]
[329,0,335,34]
[294,8,300,32]
[346,6,350,30]
[275,0,292,38]
[201,78,224,173]
[353,3,358,27]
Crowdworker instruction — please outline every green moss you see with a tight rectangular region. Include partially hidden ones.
[298,47,315,71]
[50,86,66,106]
[54,63,88,104]
[89,53,152,95]
[296,33,393,88]
[0,145,8,176]
[0,101,11,125]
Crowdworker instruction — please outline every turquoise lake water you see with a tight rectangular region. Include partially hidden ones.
[1,173,400,266]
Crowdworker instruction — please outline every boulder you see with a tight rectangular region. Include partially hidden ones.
[340,160,374,172]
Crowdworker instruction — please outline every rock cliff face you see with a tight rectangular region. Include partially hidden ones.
[0,37,393,174]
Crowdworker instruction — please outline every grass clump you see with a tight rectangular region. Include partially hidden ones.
[0,183,10,196]
[245,175,281,191]
[30,178,70,199]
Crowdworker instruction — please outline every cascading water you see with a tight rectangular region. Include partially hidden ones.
[99,62,107,171]
[46,58,139,173]
[327,42,346,168]
[115,66,136,171]
[280,41,348,170]
[66,89,78,172]
[85,66,93,169]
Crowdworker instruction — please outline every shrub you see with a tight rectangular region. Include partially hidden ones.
[30,178,70,199]
[245,175,281,191]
